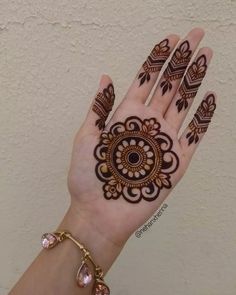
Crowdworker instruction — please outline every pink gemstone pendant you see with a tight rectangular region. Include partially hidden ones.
[93,279,110,295]
[76,262,93,288]
[41,233,58,249]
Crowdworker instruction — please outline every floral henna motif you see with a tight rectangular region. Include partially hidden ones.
[92,83,115,130]
[160,41,192,95]
[186,94,216,145]
[176,55,207,112]
[94,116,179,203]
[138,39,171,86]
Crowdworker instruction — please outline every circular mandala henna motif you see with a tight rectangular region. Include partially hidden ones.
[94,116,179,203]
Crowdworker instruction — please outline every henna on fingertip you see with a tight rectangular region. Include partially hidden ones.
[138,39,171,86]
[186,94,216,145]
[176,55,207,112]
[92,83,115,130]
[160,40,192,95]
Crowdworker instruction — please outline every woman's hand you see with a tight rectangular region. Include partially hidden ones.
[67,28,216,248]
[8,27,217,295]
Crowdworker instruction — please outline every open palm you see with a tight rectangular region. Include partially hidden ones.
[68,28,216,246]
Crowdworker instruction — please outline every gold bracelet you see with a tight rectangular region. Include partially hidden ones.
[41,231,110,295]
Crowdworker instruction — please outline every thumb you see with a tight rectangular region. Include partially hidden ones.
[83,74,115,133]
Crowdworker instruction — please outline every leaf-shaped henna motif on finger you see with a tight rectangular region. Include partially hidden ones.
[138,39,171,86]
[186,94,216,145]
[160,40,192,95]
[94,116,179,203]
[92,83,115,130]
[176,55,207,112]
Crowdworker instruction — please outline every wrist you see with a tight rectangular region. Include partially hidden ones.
[57,204,125,274]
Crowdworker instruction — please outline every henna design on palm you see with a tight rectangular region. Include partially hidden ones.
[160,41,192,95]
[176,55,207,112]
[186,94,216,145]
[94,116,179,203]
[92,83,115,130]
[138,39,171,86]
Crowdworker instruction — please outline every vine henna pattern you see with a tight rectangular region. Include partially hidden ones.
[176,55,207,112]
[138,39,171,86]
[92,83,115,130]
[160,41,192,95]
[94,116,179,203]
[186,94,216,145]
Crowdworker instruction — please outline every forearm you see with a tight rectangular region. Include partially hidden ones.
[9,205,124,295]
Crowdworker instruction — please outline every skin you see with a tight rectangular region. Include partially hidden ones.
[9,28,216,295]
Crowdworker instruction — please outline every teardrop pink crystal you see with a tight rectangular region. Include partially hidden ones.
[41,233,58,249]
[76,262,93,288]
[93,280,110,295]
